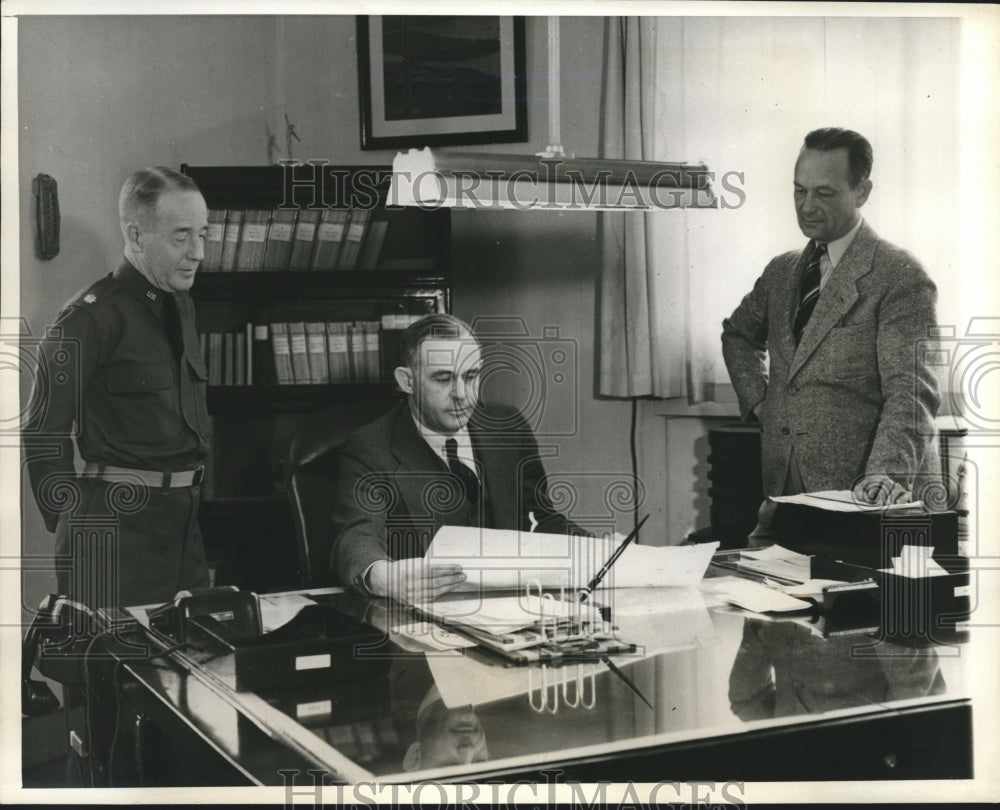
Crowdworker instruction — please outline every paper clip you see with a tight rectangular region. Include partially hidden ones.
[561,663,596,710]
[528,665,559,714]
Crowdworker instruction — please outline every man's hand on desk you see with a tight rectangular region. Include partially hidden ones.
[853,473,912,506]
[366,559,467,603]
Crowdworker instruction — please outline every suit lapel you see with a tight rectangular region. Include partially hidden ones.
[390,405,448,520]
[788,222,877,380]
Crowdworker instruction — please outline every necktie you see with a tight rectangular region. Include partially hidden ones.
[445,438,480,503]
[792,241,827,345]
[163,294,186,359]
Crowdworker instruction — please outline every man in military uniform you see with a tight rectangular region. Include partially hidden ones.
[25,167,212,607]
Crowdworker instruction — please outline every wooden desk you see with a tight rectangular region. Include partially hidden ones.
[73,581,972,787]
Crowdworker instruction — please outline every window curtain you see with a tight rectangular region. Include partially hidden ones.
[598,16,960,400]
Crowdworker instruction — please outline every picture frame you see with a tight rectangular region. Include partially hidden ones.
[356,15,527,151]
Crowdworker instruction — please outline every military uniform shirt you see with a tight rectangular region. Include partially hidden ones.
[25,259,211,531]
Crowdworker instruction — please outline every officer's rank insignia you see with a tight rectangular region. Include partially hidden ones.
[83,294,97,304]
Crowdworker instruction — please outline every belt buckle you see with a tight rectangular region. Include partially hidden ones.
[192,466,205,486]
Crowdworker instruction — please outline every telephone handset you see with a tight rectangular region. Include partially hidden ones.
[34,173,60,260]
[22,594,96,716]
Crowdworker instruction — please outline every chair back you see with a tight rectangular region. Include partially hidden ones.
[286,398,399,587]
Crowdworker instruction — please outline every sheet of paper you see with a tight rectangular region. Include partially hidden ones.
[782,579,849,598]
[740,544,810,563]
[426,526,718,590]
[257,593,316,633]
[704,578,812,613]
[390,621,477,651]
[881,544,949,578]
[737,544,811,583]
[771,490,923,513]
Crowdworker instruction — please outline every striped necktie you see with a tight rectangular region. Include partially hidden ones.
[792,241,827,345]
[445,438,480,502]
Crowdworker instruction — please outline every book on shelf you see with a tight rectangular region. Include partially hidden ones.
[305,322,330,384]
[288,321,311,383]
[208,333,223,385]
[358,215,389,271]
[348,321,367,382]
[262,208,297,270]
[380,313,423,381]
[270,322,294,385]
[288,209,320,270]
[199,332,208,365]
[326,322,350,383]
[234,332,246,385]
[202,209,227,270]
[251,323,277,386]
[235,209,269,271]
[223,333,235,385]
[310,209,350,270]
[337,208,371,270]
[244,323,254,386]
[364,320,381,382]
[219,209,243,271]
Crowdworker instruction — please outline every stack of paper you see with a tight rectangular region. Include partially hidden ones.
[703,577,813,613]
[425,527,718,591]
[771,490,923,513]
[738,544,812,583]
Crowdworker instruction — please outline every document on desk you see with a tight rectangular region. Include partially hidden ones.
[704,577,813,613]
[426,526,718,590]
[258,593,317,633]
[771,490,923,513]
[738,544,812,583]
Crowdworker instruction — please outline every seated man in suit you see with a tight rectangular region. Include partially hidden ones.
[331,314,581,602]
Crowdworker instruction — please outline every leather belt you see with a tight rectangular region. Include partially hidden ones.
[83,462,205,488]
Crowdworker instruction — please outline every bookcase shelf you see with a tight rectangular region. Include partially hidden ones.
[207,383,403,414]
[182,163,450,591]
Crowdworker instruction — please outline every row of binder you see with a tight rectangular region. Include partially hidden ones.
[201,207,389,273]
[199,314,428,387]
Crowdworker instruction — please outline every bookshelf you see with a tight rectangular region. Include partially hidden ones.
[181,163,451,590]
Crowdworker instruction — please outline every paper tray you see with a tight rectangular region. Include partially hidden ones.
[186,603,390,691]
[811,555,970,637]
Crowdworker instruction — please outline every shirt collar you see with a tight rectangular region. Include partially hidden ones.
[824,217,864,269]
[410,411,474,461]
[114,258,167,316]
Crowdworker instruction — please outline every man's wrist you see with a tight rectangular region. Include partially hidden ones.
[362,560,389,597]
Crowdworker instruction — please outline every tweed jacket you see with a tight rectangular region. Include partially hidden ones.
[721,221,940,499]
[330,401,579,590]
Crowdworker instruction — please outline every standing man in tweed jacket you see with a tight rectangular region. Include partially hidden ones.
[722,128,940,538]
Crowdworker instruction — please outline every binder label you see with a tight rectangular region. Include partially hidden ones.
[268,222,294,241]
[294,222,316,241]
[317,222,345,241]
[244,223,268,242]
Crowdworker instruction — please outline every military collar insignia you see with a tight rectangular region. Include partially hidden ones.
[83,294,97,304]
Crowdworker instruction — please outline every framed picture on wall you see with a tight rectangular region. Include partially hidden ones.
[356,15,527,151]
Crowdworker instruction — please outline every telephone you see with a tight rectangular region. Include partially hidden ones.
[21,594,95,716]
[34,173,60,260]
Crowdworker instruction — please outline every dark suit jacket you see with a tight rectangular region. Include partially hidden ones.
[722,221,940,499]
[331,402,579,589]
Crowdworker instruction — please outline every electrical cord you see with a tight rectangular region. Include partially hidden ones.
[630,397,640,535]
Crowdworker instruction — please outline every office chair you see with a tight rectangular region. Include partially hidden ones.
[286,398,400,587]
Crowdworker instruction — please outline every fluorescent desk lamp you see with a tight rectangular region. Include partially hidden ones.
[388,147,717,211]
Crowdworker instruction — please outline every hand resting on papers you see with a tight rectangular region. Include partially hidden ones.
[367,558,467,603]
